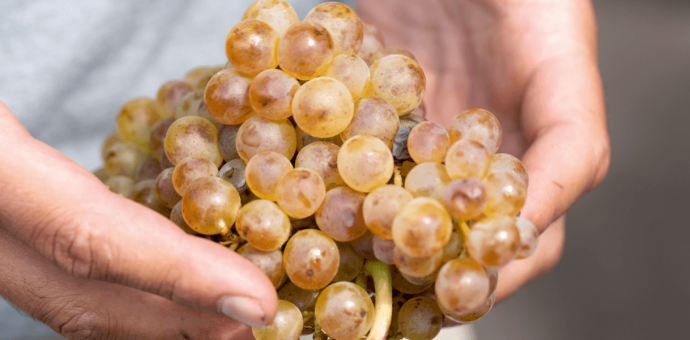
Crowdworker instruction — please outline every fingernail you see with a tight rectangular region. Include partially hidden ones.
[218,296,267,329]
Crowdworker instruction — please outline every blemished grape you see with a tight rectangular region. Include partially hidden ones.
[404,162,451,203]
[183,66,214,88]
[116,97,161,151]
[134,156,162,182]
[101,131,121,163]
[489,153,529,186]
[483,172,527,216]
[393,113,425,161]
[332,241,364,282]
[304,2,363,56]
[341,96,399,148]
[515,216,539,259]
[277,281,321,312]
[356,21,385,65]
[131,179,171,216]
[447,291,496,323]
[292,77,354,138]
[217,123,241,162]
[372,236,395,265]
[315,282,375,340]
[155,168,182,209]
[156,80,193,119]
[394,247,443,278]
[105,176,134,198]
[237,243,286,288]
[236,115,297,162]
[392,197,452,258]
[218,158,249,201]
[442,230,465,263]
[350,231,376,261]
[337,135,394,192]
[467,214,520,267]
[363,185,413,240]
[373,46,418,63]
[295,125,342,151]
[249,68,300,120]
[172,156,219,195]
[245,151,293,201]
[204,68,254,125]
[104,141,147,178]
[283,229,339,290]
[148,118,174,163]
[369,54,426,115]
[164,116,222,166]
[445,139,491,179]
[242,0,299,39]
[170,201,196,235]
[398,297,444,340]
[236,200,291,252]
[278,21,335,80]
[435,258,490,316]
[173,89,204,120]
[407,122,450,164]
[295,141,344,190]
[225,19,280,77]
[93,167,109,183]
[392,268,431,294]
[402,268,440,286]
[322,55,370,100]
[443,178,487,221]
[181,176,241,235]
[275,168,326,219]
[315,187,367,242]
[449,108,502,154]
[252,300,303,340]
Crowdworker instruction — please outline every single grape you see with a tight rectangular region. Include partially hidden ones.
[278,21,335,80]
[155,168,182,208]
[315,281,374,340]
[204,68,254,125]
[236,115,297,162]
[315,187,367,242]
[148,118,174,163]
[283,229,339,290]
[173,89,204,120]
[394,247,442,278]
[404,162,451,203]
[183,66,214,88]
[134,156,162,182]
[155,80,193,119]
[217,123,241,162]
[172,156,219,195]
[392,268,431,294]
[467,214,520,267]
[488,153,529,186]
[296,125,342,152]
[242,0,299,38]
[392,113,424,162]
[443,178,487,221]
[341,96,399,148]
[442,230,465,263]
[350,231,376,261]
[449,108,502,154]
[164,116,222,166]
[278,281,321,312]
[237,243,286,288]
[245,151,293,201]
[292,77,354,138]
[373,46,418,63]
[105,176,134,198]
[275,168,326,219]
[398,297,444,340]
[131,179,171,216]
[295,142,344,190]
[407,122,450,164]
[322,55,370,100]
[170,201,196,235]
[337,135,394,192]
[515,216,539,259]
[369,55,425,115]
[93,167,109,183]
[356,21,385,65]
[101,131,121,163]
[445,139,491,179]
[483,172,527,216]
[446,291,496,323]
[332,241,364,282]
[116,97,162,151]
[392,197,452,258]
[104,141,147,178]
[181,176,241,235]
[401,269,440,286]
[225,19,279,77]
[218,158,249,202]
[304,2,363,56]
[236,200,291,252]
[249,69,300,121]
[435,258,490,316]
[363,184,413,240]
[252,300,303,340]
[372,236,395,264]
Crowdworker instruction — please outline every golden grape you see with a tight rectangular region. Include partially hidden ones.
[204,68,254,125]
[292,77,354,138]
[362,184,413,240]
[315,187,367,242]
[449,108,502,154]
[248,68,300,120]
[295,141,344,190]
[337,135,394,192]
[180,176,240,235]
[369,55,425,115]
[284,229,339,290]
[392,197,452,258]
[277,21,335,80]
[164,116,222,166]
[341,96,399,148]
[322,54,370,100]
[242,0,299,38]
[467,214,520,267]
[225,19,279,77]
[116,97,161,151]
[236,115,297,162]
[172,156,218,195]
[275,168,326,219]
[404,162,451,203]
[245,151,293,201]
[236,199,291,252]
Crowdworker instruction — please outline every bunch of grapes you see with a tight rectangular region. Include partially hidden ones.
[93,1,540,339]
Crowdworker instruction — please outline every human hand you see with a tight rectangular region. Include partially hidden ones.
[359,0,610,302]
[0,102,277,338]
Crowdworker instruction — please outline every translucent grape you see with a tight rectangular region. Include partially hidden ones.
[217,123,241,162]
[315,282,374,340]
[170,201,196,235]
[194,65,225,91]
[236,200,291,252]
[398,297,444,340]
[446,291,496,323]
[292,77,354,138]
[184,66,215,88]
[105,176,134,198]
[173,89,204,120]
[340,96,399,148]
[435,258,490,316]
[236,115,297,162]
[242,0,299,38]
[401,269,440,286]
[101,131,121,163]
[245,151,293,201]
[489,153,529,186]
[295,142,344,190]
[515,216,539,259]
[407,122,450,163]
[180,176,241,235]
[148,118,174,163]
[356,21,385,65]
[93,167,109,183]
[225,19,279,77]
[322,55,370,100]
[442,230,465,263]
[275,168,326,219]
[164,116,222,166]
[278,21,335,80]
[104,141,146,178]
[404,162,451,202]
[283,229,339,290]
[156,80,193,119]
[155,168,181,208]
[248,69,300,120]
[449,108,502,154]
[363,185,413,240]
[237,243,285,288]
[304,2,363,56]
[443,178,487,221]
[350,231,376,261]
[116,97,161,152]
[392,268,431,294]
[204,68,254,125]
[445,139,491,179]
[337,135,394,192]
[218,158,249,202]
[373,46,418,63]
[332,241,364,282]
[277,281,321,312]
[392,113,424,161]
[252,300,302,340]
[172,156,219,195]
[315,187,367,242]
[467,214,520,267]
[394,247,442,278]
[134,156,162,182]
[483,172,527,216]
[369,55,426,115]
[372,236,395,264]
[131,179,171,216]
[392,197,452,258]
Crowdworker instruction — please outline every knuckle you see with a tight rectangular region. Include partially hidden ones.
[37,297,114,340]
[50,219,114,280]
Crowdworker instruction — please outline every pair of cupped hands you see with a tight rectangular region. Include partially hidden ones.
[0,0,609,338]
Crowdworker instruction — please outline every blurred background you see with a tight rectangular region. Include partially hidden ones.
[1,0,689,339]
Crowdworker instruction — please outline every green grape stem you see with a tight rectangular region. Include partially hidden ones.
[364,261,392,340]
[356,273,368,290]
